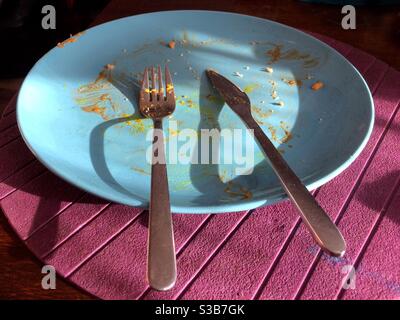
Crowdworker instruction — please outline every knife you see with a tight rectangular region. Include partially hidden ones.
[206,69,346,257]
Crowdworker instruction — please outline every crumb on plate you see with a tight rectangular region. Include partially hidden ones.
[265,67,273,73]
[282,78,302,87]
[168,40,176,49]
[311,81,324,91]
[105,63,115,70]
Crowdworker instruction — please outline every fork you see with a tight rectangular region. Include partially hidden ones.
[139,66,176,291]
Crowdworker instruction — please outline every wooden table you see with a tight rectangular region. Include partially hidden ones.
[0,0,399,299]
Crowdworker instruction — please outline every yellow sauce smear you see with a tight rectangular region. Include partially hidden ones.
[168,128,179,137]
[243,83,261,94]
[269,80,278,100]
[132,167,150,175]
[177,96,199,109]
[266,45,283,64]
[166,84,174,94]
[131,119,146,133]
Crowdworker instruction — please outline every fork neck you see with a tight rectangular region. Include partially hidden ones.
[153,118,163,129]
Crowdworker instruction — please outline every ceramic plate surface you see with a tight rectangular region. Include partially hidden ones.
[17,10,374,213]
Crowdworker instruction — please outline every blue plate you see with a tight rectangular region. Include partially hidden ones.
[17,10,374,213]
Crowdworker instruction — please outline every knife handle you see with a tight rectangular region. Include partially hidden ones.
[247,117,346,257]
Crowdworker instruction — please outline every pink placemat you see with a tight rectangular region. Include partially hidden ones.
[1,33,400,300]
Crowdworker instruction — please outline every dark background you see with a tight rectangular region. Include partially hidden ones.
[0,0,110,77]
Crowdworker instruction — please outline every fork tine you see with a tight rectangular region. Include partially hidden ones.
[157,65,164,100]
[165,65,175,102]
[140,67,149,102]
[150,66,157,102]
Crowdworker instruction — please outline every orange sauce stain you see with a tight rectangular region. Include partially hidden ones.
[168,40,176,49]
[224,181,253,200]
[178,96,199,109]
[266,45,283,64]
[280,123,293,143]
[251,105,273,119]
[57,32,85,48]
[81,105,108,120]
[77,65,114,94]
[168,128,179,137]
[266,44,319,68]
[311,81,324,91]
[74,64,123,121]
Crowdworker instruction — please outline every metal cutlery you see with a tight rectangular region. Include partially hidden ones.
[139,66,176,290]
[206,69,346,257]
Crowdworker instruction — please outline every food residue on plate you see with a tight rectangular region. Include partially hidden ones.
[311,81,324,91]
[268,125,279,143]
[282,78,303,87]
[279,121,293,143]
[265,43,319,68]
[168,40,176,49]
[105,63,115,70]
[266,44,283,64]
[57,32,85,48]
[75,63,150,134]
[233,71,244,78]
[166,83,174,94]
[269,80,278,100]
[131,167,150,176]
[77,64,115,94]
[265,66,274,73]
[81,105,108,120]
[251,105,273,119]
[224,181,253,200]
[205,94,224,105]
[243,83,261,94]
[177,96,199,109]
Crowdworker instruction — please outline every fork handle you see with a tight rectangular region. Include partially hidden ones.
[247,117,346,257]
[147,119,176,291]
